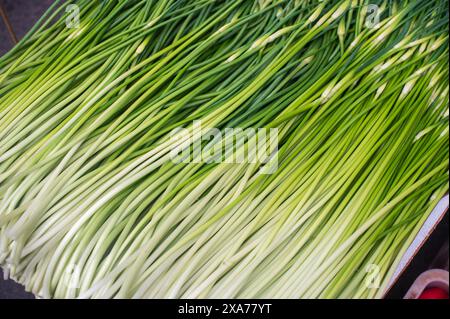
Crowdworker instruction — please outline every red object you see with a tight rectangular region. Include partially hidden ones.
[404,269,449,299]
[418,287,449,299]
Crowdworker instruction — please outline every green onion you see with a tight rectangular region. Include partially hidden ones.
[0,0,448,299]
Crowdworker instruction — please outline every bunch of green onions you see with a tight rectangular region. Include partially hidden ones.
[0,0,448,298]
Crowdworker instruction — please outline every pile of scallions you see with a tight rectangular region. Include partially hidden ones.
[0,0,448,299]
